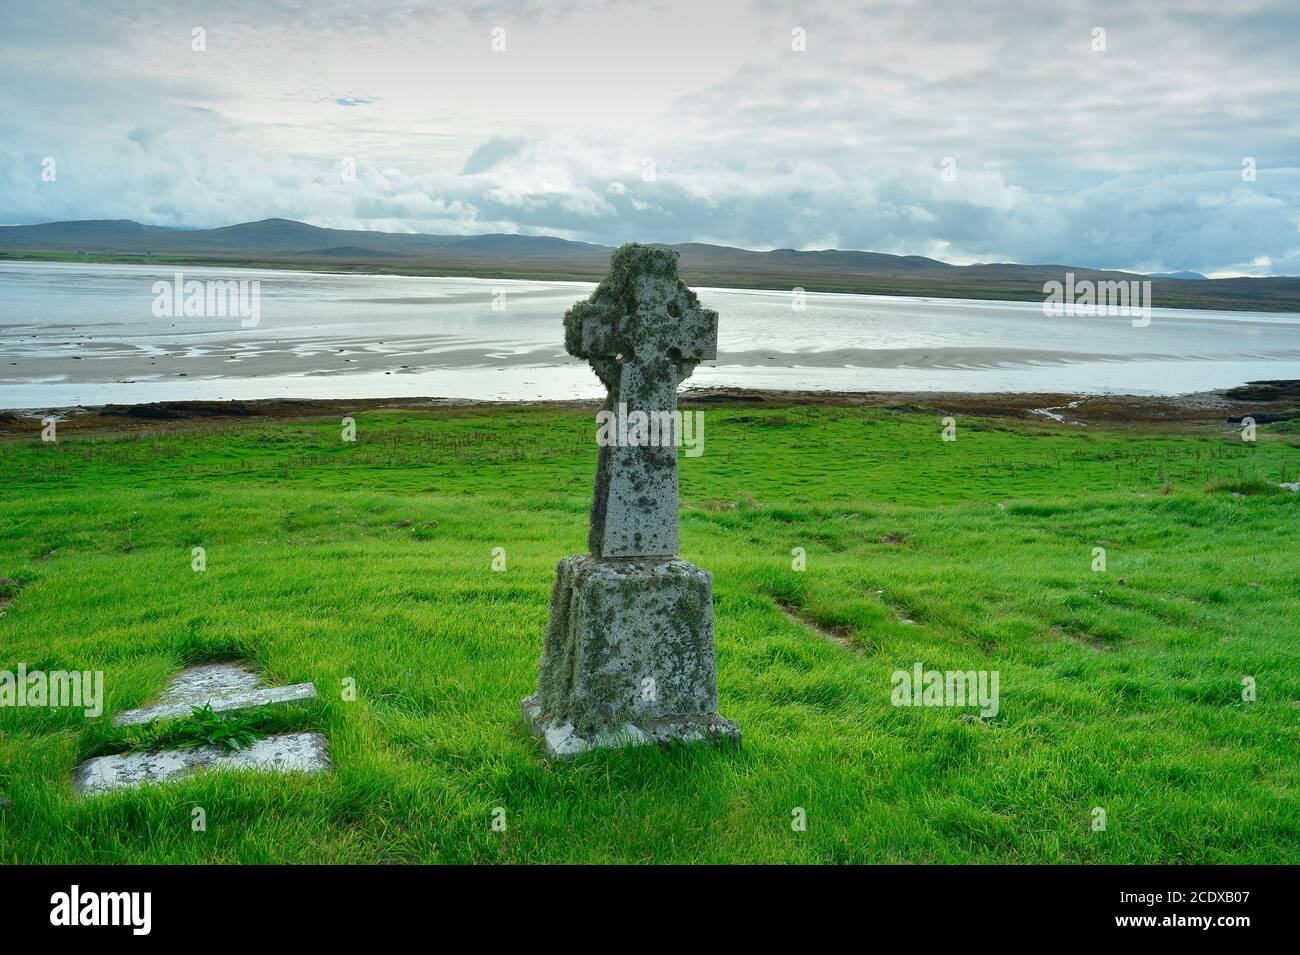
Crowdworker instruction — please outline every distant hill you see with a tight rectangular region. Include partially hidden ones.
[2,218,1296,311]
[1147,270,1209,280]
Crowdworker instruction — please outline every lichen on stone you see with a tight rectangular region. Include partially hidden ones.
[562,244,718,560]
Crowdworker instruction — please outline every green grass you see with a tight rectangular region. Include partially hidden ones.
[1,404,1297,863]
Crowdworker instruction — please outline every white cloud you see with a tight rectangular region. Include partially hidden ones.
[1,0,1298,274]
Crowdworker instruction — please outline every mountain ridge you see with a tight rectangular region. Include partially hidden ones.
[2,218,1296,312]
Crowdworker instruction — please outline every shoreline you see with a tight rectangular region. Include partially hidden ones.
[7,260,1300,412]
[4,381,1297,436]
[6,250,1299,313]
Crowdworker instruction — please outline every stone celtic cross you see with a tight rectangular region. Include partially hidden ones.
[522,243,738,757]
[563,244,717,558]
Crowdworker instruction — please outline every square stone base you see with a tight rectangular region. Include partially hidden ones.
[523,555,740,757]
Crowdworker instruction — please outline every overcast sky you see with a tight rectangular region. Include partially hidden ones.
[2,0,1298,275]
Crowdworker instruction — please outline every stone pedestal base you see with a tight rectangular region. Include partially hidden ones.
[522,555,740,758]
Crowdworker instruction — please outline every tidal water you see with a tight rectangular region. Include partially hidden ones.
[3,261,1299,408]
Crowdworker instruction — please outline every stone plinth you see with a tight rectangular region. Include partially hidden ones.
[521,555,740,758]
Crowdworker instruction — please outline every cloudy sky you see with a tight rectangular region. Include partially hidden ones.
[2,0,1298,275]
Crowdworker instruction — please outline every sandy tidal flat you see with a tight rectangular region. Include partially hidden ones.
[4,261,1300,408]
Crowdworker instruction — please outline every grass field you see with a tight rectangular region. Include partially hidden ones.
[1,403,1298,863]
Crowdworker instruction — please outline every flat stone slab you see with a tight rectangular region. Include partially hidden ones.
[113,662,317,727]
[114,683,318,727]
[73,731,330,797]
[158,661,262,703]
